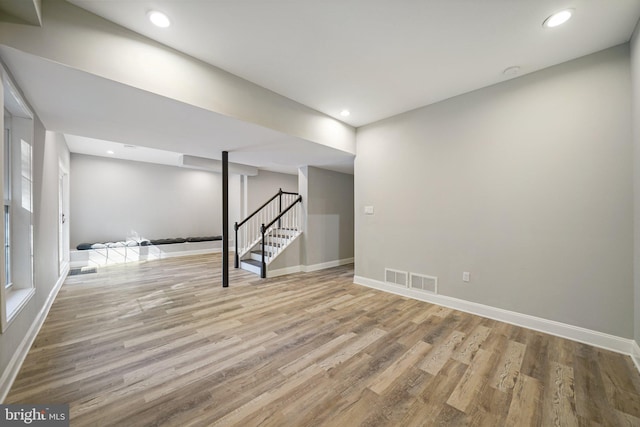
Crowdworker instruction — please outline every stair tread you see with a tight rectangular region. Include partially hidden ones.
[241,259,262,267]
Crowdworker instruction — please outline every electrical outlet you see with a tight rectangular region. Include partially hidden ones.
[463,272,470,282]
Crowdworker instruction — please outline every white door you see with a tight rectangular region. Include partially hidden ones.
[58,164,69,273]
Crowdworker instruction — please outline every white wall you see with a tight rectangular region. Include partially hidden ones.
[35,128,70,300]
[45,131,71,270]
[356,45,633,338]
[632,24,640,346]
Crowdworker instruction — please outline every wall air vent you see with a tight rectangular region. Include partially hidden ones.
[385,268,408,287]
[409,273,438,294]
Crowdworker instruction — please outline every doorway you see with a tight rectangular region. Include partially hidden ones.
[58,163,69,274]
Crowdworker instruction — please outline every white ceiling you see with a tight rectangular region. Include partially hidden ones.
[67,0,640,127]
[2,1,640,174]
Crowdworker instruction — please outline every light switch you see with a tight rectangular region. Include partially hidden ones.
[364,206,374,215]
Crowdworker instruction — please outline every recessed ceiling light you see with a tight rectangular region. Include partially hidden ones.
[106,150,115,155]
[340,109,351,117]
[543,9,573,28]
[148,10,171,28]
[503,66,521,77]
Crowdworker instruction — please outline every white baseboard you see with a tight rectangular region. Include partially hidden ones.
[268,257,354,278]
[632,341,640,373]
[267,265,302,278]
[0,264,70,403]
[303,257,354,273]
[353,275,636,359]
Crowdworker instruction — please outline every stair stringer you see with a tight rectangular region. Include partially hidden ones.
[264,232,302,276]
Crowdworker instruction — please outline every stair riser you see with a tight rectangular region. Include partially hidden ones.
[240,261,262,275]
[246,245,280,261]
[250,252,272,262]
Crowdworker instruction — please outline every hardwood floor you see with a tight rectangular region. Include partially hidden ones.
[5,254,640,426]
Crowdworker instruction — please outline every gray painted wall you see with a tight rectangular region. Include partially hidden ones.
[247,170,297,214]
[70,154,230,247]
[69,154,293,248]
[299,166,354,266]
[356,45,633,338]
[632,26,640,345]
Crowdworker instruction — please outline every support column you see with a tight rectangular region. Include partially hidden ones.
[222,151,229,287]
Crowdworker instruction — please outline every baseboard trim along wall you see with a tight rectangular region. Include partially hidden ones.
[303,258,354,273]
[0,264,70,403]
[268,258,355,278]
[268,265,303,278]
[353,275,637,363]
[632,341,640,373]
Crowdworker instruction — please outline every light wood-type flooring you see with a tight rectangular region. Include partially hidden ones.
[5,254,640,426]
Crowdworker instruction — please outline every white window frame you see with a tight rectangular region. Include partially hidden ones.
[1,66,35,333]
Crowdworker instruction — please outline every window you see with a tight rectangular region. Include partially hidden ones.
[21,139,31,213]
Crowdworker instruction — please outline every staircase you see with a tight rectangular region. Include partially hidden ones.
[234,189,302,278]
[238,228,300,275]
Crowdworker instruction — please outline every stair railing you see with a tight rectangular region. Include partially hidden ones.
[259,195,302,278]
[234,189,300,268]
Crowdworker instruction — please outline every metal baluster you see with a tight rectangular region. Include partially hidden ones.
[234,222,239,268]
[260,224,266,278]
